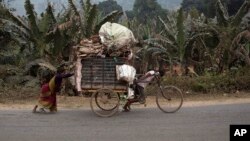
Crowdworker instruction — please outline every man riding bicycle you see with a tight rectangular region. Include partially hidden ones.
[123,67,165,112]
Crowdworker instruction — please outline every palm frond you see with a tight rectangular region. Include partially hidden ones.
[158,16,176,43]
[51,27,66,55]
[216,0,229,26]
[24,0,40,36]
[184,32,212,59]
[46,3,57,24]
[0,7,30,33]
[1,19,30,40]
[176,8,185,48]
[94,10,122,34]
[84,0,91,13]
[146,47,167,53]
[67,0,80,16]
[231,0,250,26]
[144,37,177,50]
[85,4,97,37]
[144,41,168,52]
[79,0,85,10]
[0,22,30,50]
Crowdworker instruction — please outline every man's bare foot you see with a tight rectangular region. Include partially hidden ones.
[122,105,131,112]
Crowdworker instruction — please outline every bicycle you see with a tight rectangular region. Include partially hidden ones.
[123,71,184,113]
[91,70,184,117]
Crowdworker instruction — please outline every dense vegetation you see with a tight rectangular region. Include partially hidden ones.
[1,0,250,95]
[182,0,245,18]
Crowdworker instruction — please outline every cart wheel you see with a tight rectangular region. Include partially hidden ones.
[90,88,120,117]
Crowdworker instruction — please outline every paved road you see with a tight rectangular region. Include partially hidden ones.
[0,103,249,141]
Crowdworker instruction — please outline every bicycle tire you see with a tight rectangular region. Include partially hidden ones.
[156,85,183,113]
[90,88,120,117]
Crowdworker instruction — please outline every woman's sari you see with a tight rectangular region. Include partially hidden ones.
[38,73,74,112]
[38,76,57,112]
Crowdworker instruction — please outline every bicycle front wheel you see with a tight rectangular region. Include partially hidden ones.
[156,85,183,113]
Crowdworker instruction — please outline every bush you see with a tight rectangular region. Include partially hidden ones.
[161,66,250,93]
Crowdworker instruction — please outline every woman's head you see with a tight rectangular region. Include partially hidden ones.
[57,64,66,74]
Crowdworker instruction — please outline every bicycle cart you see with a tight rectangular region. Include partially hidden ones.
[81,57,128,117]
[81,57,183,117]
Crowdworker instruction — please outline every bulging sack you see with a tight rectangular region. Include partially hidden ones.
[116,64,136,84]
[99,22,136,50]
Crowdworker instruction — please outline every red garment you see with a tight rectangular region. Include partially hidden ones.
[41,83,50,93]
[39,83,56,111]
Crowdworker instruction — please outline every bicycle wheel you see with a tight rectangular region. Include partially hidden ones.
[156,85,183,113]
[90,88,120,117]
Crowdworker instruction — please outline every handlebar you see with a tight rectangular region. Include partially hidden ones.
[134,71,161,84]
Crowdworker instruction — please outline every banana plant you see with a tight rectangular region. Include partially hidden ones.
[140,8,213,75]
[230,29,250,66]
[0,0,60,58]
[212,0,250,72]
[56,0,122,40]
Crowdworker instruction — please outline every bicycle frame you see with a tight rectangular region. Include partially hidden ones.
[134,72,171,100]
[132,72,157,98]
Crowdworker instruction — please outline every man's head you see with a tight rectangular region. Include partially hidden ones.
[154,67,159,71]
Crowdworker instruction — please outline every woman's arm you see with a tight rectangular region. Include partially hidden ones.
[58,73,74,78]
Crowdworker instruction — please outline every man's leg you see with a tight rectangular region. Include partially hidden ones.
[123,99,139,112]
[137,85,145,104]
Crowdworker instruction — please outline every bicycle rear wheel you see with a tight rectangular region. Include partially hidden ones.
[156,85,183,113]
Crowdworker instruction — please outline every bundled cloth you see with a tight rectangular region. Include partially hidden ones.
[99,22,136,53]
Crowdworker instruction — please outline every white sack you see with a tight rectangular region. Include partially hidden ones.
[116,64,136,84]
[127,87,134,99]
[99,22,136,50]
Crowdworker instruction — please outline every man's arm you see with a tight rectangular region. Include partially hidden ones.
[138,71,155,81]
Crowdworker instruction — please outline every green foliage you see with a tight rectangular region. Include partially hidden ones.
[94,10,122,34]
[68,0,79,17]
[131,0,168,24]
[216,0,229,27]
[85,4,97,38]
[189,6,200,19]
[231,0,250,26]
[97,0,123,16]
[191,82,209,93]
[0,4,30,32]
[182,0,245,18]
[39,3,56,33]
[24,0,40,37]
[176,8,185,62]
[65,0,122,39]
[163,66,250,93]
